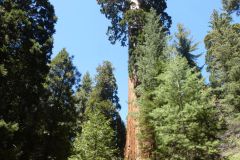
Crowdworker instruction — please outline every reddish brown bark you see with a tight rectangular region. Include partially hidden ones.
[125,1,142,159]
[125,78,140,160]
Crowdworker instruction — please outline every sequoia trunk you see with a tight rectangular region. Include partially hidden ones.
[125,78,140,160]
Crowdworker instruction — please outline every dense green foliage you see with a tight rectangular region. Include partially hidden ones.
[205,11,240,112]
[205,8,240,159]
[75,72,93,126]
[174,24,201,69]
[1,0,240,159]
[70,61,126,159]
[0,120,19,160]
[135,9,167,158]
[0,0,56,159]
[97,0,171,78]
[151,56,223,159]
[97,0,171,46]
[135,9,224,160]
[98,0,240,159]
[43,49,80,159]
[69,111,117,160]
[0,1,126,159]
[87,61,126,158]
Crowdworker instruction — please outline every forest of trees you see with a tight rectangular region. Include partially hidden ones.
[0,0,240,160]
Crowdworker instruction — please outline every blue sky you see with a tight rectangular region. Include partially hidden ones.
[49,0,223,121]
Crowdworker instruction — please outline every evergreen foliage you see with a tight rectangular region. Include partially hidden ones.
[205,11,240,112]
[151,56,223,159]
[93,61,120,111]
[0,120,19,160]
[135,9,168,158]
[88,61,125,158]
[43,49,80,160]
[70,61,125,159]
[69,111,117,160]
[174,24,201,69]
[75,72,93,125]
[1,1,240,159]
[205,10,240,159]
[0,0,56,159]
[97,0,171,79]
[97,0,171,46]
[136,9,167,91]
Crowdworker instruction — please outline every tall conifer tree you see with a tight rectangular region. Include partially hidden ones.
[205,11,240,112]
[43,49,80,160]
[0,1,56,159]
[71,61,126,159]
[205,10,240,159]
[75,72,92,126]
[88,61,125,158]
[136,9,168,159]
[97,1,171,159]
[151,55,223,159]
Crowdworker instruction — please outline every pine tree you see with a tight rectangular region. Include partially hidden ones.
[75,72,92,126]
[87,61,125,158]
[205,10,240,112]
[151,55,223,159]
[71,61,125,159]
[135,9,168,159]
[69,111,117,160]
[174,24,201,69]
[93,61,120,111]
[43,49,80,160]
[0,1,56,159]
[137,9,167,92]
[204,10,240,159]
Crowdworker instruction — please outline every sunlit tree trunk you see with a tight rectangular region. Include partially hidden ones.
[125,1,141,159]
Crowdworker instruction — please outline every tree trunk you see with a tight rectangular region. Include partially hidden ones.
[125,0,141,159]
[125,78,140,160]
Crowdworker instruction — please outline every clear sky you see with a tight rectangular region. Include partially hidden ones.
[49,0,224,122]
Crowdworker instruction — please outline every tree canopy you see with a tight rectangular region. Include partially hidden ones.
[97,0,171,46]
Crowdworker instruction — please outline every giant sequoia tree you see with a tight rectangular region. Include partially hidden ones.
[97,0,171,44]
[0,0,56,159]
[97,1,171,159]
[97,0,171,77]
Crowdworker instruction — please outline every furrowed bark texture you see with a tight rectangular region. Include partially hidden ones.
[125,78,140,160]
